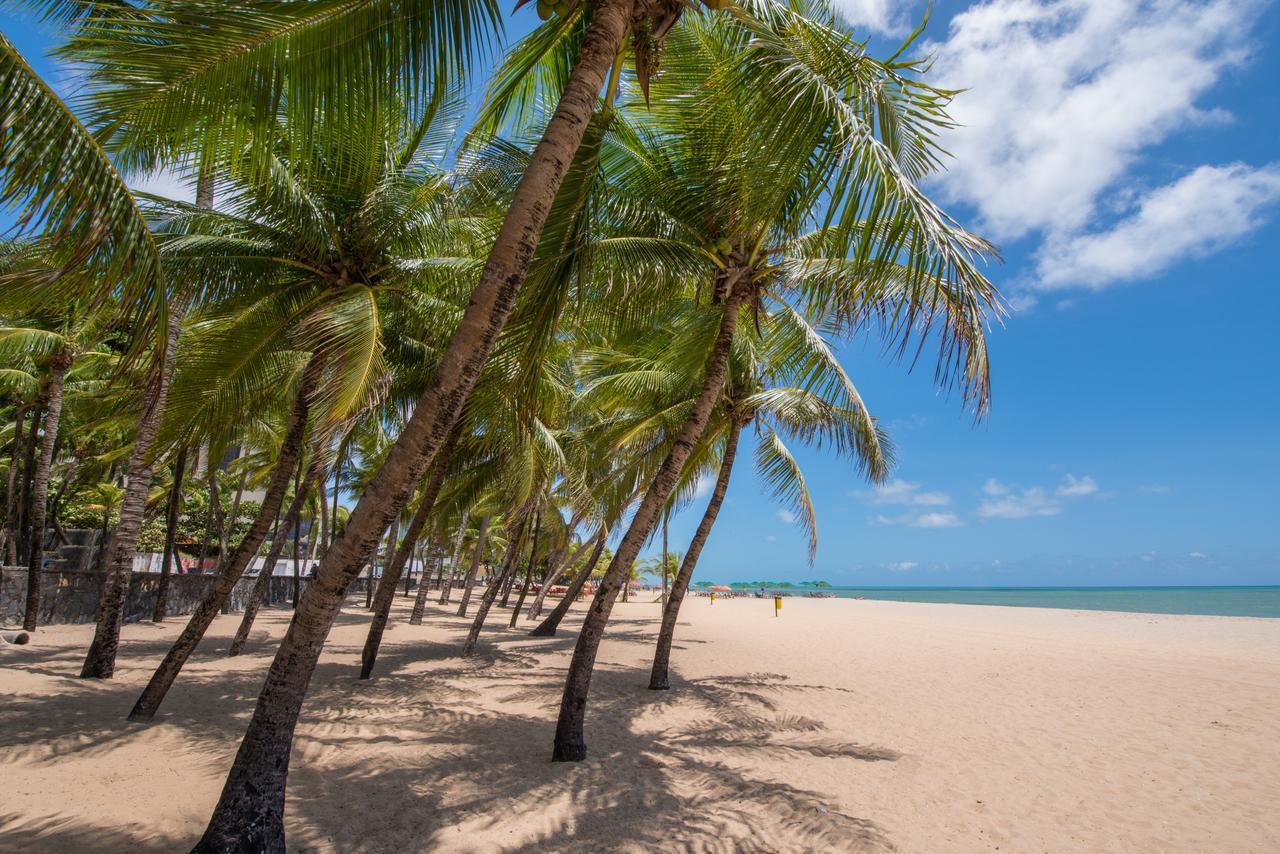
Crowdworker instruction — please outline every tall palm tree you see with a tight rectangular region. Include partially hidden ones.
[0,299,115,630]
[125,97,470,719]
[16,0,497,680]
[551,9,1000,761]
[185,0,652,841]
[1,28,168,648]
[636,309,892,688]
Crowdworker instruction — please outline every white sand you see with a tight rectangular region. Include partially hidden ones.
[2,596,1278,852]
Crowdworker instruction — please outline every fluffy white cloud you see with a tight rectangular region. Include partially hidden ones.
[978,486,1062,519]
[691,471,716,500]
[129,167,197,204]
[776,509,797,524]
[1037,163,1280,288]
[862,479,958,527]
[979,473,1103,518]
[888,560,919,572]
[874,510,964,528]
[926,0,1273,293]
[912,511,964,529]
[982,478,1009,497]
[1056,474,1099,497]
[829,0,911,34]
[860,479,951,506]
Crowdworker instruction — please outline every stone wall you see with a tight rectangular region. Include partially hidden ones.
[0,568,316,627]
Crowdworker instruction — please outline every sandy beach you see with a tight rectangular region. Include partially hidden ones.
[2,595,1278,852]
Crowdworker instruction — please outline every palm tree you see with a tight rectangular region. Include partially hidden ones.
[358,427,461,678]
[551,9,1000,761]
[1,32,162,641]
[433,508,472,610]
[151,444,187,622]
[0,301,115,630]
[0,0,1002,842]
[16,0,496,681]
[0,31,159,301]
[184,0,659,840]
[228,450,328,657]
[641,310,892,689]
[450,513,492,617]
[124,94,473,718]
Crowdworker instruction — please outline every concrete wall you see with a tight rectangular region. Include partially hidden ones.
[0,568,318,627]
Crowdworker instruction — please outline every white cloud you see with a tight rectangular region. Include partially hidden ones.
[912,512,964,529]
[1189,551,1207,558]
[829,0,911,34]
[979,473,1103,519]
[129,167,197,204]
[1036,163,1280,288]
[776,509,797,525]
[874,510,964,528]
[691,471,715,500]
[1057,474,1099,497]
[978,486,1062,520]
[982,478,1009,497]
[860,479,951,506]
[766,534,778,542]
[888,560,919,572]
[862,480,958,528]
[927,0,1272,293]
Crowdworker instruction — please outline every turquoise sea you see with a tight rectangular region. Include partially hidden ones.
[751,586,1280,618]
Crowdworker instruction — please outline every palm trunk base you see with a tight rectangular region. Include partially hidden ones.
[552,709,588,762]
[193,788,285,854]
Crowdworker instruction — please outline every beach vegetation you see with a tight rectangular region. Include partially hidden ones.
[0,0,1001,848]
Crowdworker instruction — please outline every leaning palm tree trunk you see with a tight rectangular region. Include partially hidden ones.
[80,163,211,679]
[435,508,470,606]
[508,509,541,626]
[553,284,745,762]
[196,455,222,573]
[3,403,29,566]
[228,455,324,657]
[192,3,637,844]
[359,430,459,679]
[529,526,607,637]
[17,403,42,564]
[79,299,185,679]
[660,509,669,605]
[23,350,71,631]
[127,359,317,720]
[462,511,531,657]
[448,514,490,619]
[152,445,187,623]
[526,517,583,620]
[649,417,743,690]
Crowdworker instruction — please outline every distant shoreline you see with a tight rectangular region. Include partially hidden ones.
[708,584,1280,618]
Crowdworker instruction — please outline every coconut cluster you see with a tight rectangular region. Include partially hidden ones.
[536,0,575,19]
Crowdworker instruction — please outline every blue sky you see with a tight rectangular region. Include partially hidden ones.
[700,0,1280,586]
[3,0,1278,586]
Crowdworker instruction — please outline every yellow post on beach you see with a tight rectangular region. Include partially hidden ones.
[774,596,782,617]
[710,592,716,605]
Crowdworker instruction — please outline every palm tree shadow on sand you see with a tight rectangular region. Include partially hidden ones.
[2,603,898,851]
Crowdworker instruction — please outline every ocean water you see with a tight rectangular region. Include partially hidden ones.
[751,586,1280,618]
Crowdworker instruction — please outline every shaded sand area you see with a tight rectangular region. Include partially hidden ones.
[3,596,1279,852]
